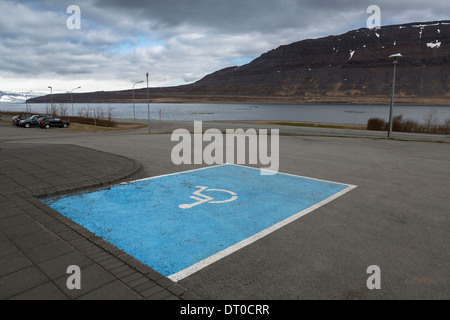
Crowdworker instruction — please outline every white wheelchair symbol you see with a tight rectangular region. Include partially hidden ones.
[179,186,238,209]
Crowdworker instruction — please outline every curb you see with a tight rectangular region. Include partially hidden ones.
[0,143,200,300]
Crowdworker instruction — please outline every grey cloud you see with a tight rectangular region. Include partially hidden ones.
[1,0,448,92]
[89,0,449,35]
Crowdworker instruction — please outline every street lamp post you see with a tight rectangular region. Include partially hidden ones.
[70,86,81,116]
[48,86,53,112]
[146,73,150,133]
[387,53,402,138]
[25,90,32,113]
[133,80,144,123]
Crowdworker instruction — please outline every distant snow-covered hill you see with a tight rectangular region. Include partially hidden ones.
[0,91,44,103]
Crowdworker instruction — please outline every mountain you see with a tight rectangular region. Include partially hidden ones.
[29,20,450,105]
[0,91,44,103]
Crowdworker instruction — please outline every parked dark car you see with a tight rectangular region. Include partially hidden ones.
[38,116,70,129]
[18,114,49,128]
[12,114,31,126]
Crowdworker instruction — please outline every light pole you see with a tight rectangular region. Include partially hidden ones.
[70,86,81,116]
[387,53,402,138]
[133,80,144,123]
[146,73,150,133]
[25,90,32,113]
[48,86,53,113]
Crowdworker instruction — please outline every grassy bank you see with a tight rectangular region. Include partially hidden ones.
[259,111,449,135]
[1,111,146,132]
[367,112,450,135]
[66,122,147,132]
[256,121,366,130]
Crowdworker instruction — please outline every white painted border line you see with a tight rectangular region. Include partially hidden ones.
[168,183,357,282]
[108,163,357,282]
[119,163,229,185]
[230,163,358,188]
[123,162,357,189]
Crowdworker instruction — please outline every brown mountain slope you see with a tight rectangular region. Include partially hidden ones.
[30,20,450,105]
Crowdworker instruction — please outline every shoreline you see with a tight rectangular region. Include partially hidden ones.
[2,116,448,141]
[2,99,450,107]
[20,99,450,106]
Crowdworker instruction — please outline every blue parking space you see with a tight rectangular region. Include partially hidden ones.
[42,164,356,281]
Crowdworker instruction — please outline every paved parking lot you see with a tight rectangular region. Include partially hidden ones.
[0,141,198,300]
[0,121,449,299]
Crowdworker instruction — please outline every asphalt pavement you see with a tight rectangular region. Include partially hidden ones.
[0,120,449,299]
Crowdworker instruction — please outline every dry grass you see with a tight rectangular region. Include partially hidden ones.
[59,122,147,132]
[256,121,366,130]
[0,110,146,132]
[367,111,450,135]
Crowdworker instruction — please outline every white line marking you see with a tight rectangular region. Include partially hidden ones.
[207,189,237,204]
[231,163,357,188]
[109,163,357,282]
[168,183,357,282]
[120,164,228,185]
[179,186,214,209]
[121,163,356,189]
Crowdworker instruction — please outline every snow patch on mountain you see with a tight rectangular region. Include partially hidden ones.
[349,50,355,60]
[426,40,442,48]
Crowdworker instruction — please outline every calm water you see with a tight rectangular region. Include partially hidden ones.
[1,102,449,125]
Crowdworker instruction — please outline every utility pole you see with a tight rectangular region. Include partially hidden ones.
[71,86,81,116]
[133,80,143,123]
[146,72,150,133]
[48,86,53,113]
[387,53,402,138]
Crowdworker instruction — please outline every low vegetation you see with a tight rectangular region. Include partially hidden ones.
[48,104,117,127]
[1,104,117,127]
[257,121,366,130]
[367,111,450,135]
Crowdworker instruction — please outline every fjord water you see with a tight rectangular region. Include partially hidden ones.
[1,102,449,125]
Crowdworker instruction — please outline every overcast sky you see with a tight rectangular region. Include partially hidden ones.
[1,0,448,94]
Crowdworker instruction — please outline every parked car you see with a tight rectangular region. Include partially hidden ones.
[12,114,31,126]
[18,114,48,128]
[38,116,70,129]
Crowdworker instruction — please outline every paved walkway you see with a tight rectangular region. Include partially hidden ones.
[0,143,200,300]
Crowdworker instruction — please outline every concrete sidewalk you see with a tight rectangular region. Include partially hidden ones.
[0,143,200,300]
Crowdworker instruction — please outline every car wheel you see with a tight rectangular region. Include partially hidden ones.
[63,123,68,128]
[25,123,30,128]
[45,124,50,129]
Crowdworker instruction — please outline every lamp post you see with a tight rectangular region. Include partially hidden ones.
[146,73,150,133]
[70,86,81,116]
[387,53,402,138]
[133,80,144,123]
[25,90,32,113]
[48,86,53,112]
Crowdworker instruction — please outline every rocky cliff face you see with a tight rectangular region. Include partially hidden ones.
[185,20,449,103]
[30,20,450,105]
